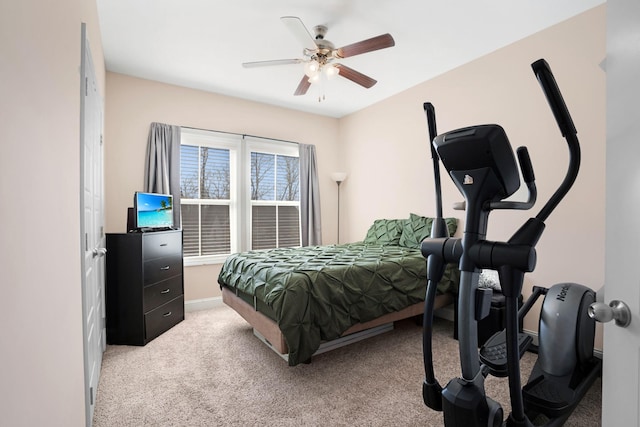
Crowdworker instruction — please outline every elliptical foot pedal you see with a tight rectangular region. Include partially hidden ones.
[522,376,571,413]
[479,330,532,377]
[522,357,602,419]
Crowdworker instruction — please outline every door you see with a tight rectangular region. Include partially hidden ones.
[80,23,106,426]
[602,1,640,425]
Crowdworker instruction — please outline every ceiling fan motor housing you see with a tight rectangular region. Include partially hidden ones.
[313,25,328,39]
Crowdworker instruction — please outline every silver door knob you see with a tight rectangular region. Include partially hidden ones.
[588,300,631,328]
[92,247,107,258]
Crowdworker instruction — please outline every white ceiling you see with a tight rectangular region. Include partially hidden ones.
[96,0,604,118]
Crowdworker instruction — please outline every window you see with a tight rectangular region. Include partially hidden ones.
[250,150,300,250]
[180,129,300,264]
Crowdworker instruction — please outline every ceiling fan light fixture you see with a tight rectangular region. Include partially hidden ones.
[304,60,320,77]
[308,72,321,84]
[324,64,338,79]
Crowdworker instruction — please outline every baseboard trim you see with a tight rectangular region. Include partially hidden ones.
[185,296,223,313]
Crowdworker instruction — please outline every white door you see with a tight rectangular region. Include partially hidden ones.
[602,1,640,425]
[80,23,106,426]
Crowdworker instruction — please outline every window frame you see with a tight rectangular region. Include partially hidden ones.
[244,137,301,251]
[180,129,300,266]
[180,129,240,266]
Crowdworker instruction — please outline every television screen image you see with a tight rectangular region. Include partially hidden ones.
[134,192,173,230]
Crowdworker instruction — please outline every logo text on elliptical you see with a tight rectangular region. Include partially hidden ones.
[556,284,571,301]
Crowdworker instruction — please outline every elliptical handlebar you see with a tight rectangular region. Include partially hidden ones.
[420,102,452,412]
[531,59,581,223]
[488,146,537,211]
[517,146,536,185]
[424,102,446,224]
[532,59,576,137]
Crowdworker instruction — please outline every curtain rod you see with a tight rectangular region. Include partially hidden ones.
[180,125,299,146]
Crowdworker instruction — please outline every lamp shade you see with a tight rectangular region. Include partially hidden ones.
[304,60,320,77]
[331,172,347,183]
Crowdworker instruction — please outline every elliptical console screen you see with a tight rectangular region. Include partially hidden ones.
[433,125,520,200]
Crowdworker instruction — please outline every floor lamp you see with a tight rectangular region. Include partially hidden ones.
[331,172,347,244]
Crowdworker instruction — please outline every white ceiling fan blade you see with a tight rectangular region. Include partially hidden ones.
[281,16,317,52]
[242,59,303,68]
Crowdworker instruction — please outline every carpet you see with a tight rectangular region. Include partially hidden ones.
[93,305,601,426]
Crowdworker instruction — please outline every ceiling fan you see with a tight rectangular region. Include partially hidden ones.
[242,16,395,99]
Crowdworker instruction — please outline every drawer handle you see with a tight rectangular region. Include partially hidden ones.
[160,288,171,294]
[160,243,168,247]
[163,311,172,317]
[160,266,170,270]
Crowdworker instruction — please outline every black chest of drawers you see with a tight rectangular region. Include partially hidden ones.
[105,230,184,345]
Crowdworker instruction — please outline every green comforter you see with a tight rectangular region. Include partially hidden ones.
[218,242,459,366]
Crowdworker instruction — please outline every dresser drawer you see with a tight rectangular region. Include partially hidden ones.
[144,255,182,286]
[145,295,184,343]
[143,276,183,312]
[143,231,182,260]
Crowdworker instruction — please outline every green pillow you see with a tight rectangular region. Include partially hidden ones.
[363,219,405,245]
[399,214,458,249]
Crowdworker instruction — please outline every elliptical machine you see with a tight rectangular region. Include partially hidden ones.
[420,59,602,426]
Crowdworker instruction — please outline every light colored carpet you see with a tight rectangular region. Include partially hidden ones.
[93,305,601,426]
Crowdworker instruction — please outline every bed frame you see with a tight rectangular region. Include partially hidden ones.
[222,286,453,361]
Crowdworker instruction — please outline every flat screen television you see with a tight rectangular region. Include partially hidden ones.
[133,192,174,231]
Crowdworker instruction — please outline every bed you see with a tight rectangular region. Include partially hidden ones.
[218,214,460,366]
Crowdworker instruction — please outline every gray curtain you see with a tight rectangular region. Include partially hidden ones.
[144,122,181,227]
[299,143,322,246]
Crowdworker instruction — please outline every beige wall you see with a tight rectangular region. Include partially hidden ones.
[1,0,105,425]
[340,6,606,340]
[104,74,341,299]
